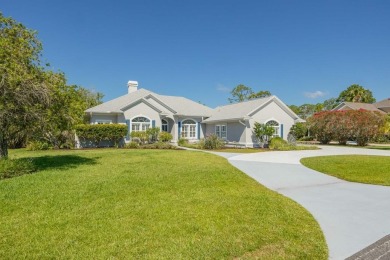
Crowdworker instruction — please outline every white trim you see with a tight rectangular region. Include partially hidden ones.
[161,119,169,132]
[131,115,151,132]
[215,124,227,139]
[181,118,197,140]
[121,98,163,113]
[265,118,280,137]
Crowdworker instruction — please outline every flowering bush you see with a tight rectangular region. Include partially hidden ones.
[308,110,386,146]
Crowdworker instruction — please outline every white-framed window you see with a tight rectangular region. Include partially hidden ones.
[131,116,150,132]
[181,119,197,139]
[96,120,112,124]
[162,119,168,132]
[266,120,280,137]
[215,125,227,139]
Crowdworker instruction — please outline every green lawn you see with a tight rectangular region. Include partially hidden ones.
[1,149,327,259]
[301,155,390,186]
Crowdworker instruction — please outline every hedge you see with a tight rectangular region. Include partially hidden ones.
[308,110,386,146]
[75,124,127,147]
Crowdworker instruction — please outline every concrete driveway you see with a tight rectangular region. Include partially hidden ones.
[226,146,390,260]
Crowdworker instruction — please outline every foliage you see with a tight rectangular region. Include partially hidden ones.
[229,84,271,103]
[322,98,339,111]
[0,149,327,258]
[198,134,224,150]
[158,131,173,143]
[75,124,127,147]
[248,90,272,99]
[139,143,179,149]
[146,127,160,143]
[337,84,376,103]
[130,131,149,144]
[253,122,275,144]
[178,138,189,146]
[308,110,386,146]
[0,13,51,158]
[269,137,318,151]
[0,13,103,156]
[269,137,288,149]
[124,141,139,149]
[301,155,390,186]
[289,122,308,139]
[0,158,37,179]
[26,141,50,151]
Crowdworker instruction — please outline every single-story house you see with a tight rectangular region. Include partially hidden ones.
[83,81,303,147]
[333,100,389,114]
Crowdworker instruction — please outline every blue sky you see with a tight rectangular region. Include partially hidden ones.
[2,1,389,107]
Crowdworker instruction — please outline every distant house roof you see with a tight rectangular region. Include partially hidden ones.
[203,95,302,123]
[374,98,390,113]
[85,88,214,116]
[333,102,386,114]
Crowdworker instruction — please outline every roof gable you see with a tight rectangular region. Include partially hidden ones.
[85,88,214,116]
[203,96,302,123]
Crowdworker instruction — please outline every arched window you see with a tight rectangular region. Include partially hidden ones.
[181,119,197,139]
[161,119,168,132]
[132,116,150,132]
[266,120,280,137]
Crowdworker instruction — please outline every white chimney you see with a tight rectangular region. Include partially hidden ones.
[127,80,138,94]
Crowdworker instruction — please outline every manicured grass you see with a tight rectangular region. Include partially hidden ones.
[1,149,327,259]
[301,155,390,186]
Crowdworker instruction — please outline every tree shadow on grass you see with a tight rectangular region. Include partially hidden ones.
[32,155,99,171]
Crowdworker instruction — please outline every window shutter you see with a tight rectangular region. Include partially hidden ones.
[281,124,284,139]
[178,121,181,138]
[126,119,131,141]
[197,122,200,139]
[152,120,155,128]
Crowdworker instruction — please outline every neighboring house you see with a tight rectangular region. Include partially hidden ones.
[333,100,389,114]
[374,98,390,113]
[83,81,303,147]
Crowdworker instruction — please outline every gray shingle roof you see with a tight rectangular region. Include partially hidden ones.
[335,102,386,114]
[85,88,214,116]
[374,98,390,109]
[203,95,301,123]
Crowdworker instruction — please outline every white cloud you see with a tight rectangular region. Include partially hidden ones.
[304,90,326,99]
[216,83,230,92]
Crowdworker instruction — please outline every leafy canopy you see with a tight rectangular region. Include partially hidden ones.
[337,84,376,103]
[229,84,271,103]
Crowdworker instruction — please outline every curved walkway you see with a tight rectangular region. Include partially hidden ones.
[224,146,390,260]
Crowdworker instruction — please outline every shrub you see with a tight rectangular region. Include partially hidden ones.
[269,137,289,150]
[269,137,318,151]
[200,134,224,150]
[289,122,308,139]
[140,143,179,149]
[299,136,314,141]
[0,158,37,179]
[159,132,173,143]
[26,141,50,151]
[124,142,139,149]
[146,127,160,143]
[178,138,188,146]
[253,122,275,144]
[308,110,386,146]
[75,124,127,147]
[130,131,149,144]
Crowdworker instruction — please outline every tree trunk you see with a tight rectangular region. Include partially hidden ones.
[0,131,9,159]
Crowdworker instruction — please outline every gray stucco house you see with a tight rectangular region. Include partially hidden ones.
[84,81,303,147]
